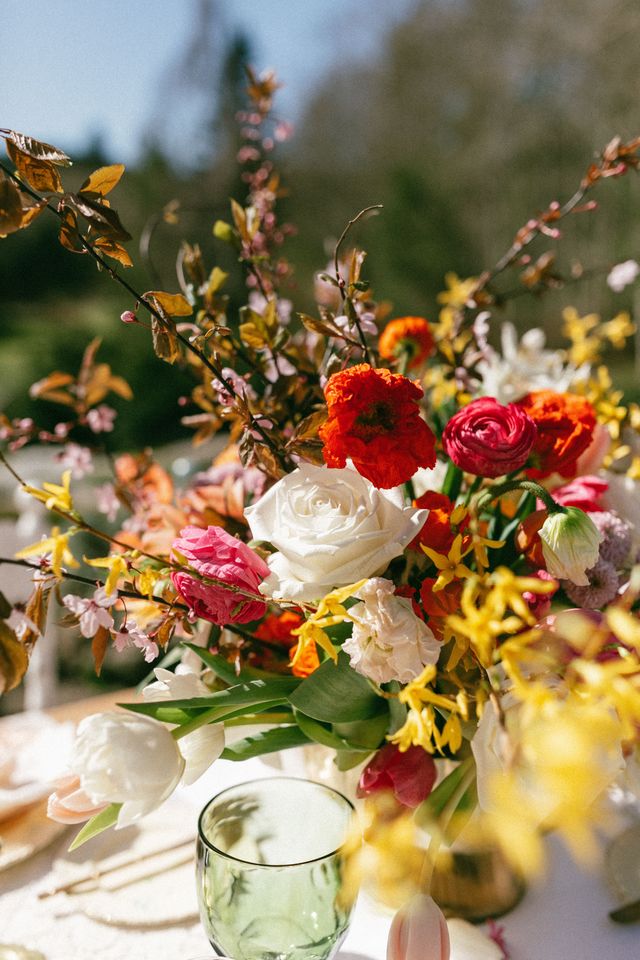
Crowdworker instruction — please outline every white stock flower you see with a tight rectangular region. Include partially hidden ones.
[245,462,427,602]
[539,507,603,586]
[607,259,640,292]
[475,322,586,403]
[342,578,441,684]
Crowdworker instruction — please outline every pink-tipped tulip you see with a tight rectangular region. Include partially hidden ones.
[387,894,450,960]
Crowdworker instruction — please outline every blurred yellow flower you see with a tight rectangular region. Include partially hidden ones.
[16,526,79,578]
[23,470,74,515]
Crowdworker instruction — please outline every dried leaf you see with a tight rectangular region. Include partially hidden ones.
[298,312,343,339]
[144,290,193,317]
[0,175,25,235]
[80,164,125,196]
[67,193,131,243]
[20,197,48,228]
[93,236,133,267]
[151,315,181,365]
[29,370,75,405]
[24,584,52,647]
[0,621,28,693]
[155,616,178,649]
[230,198,248,240]
[59,208,85,254]
[290,410,327,442]
[91,625,110,676]
[6,140,62,193]
[0,129,72,165]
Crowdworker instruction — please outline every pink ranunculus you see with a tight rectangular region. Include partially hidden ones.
[522,569,558,620]
[357,743,437,808]
[546,475,608,513]
[47,773,108,825]
[442,397,537,478]
[170,525,270,625]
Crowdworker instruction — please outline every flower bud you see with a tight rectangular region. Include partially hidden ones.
[120,310,137,324]
[387,894,450,960]
[539,506,602,586]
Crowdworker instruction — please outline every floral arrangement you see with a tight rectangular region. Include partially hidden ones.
[2,73,640,927]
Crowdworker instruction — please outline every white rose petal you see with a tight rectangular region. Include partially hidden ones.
[245,462,427,602]
[343,577,441,684]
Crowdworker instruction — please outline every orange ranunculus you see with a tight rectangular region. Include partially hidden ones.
[409,491,469,554]
[516,390,597,479]
[379,316,434,369]
[419,578,462,640]
[288,638,320,678]
[319,364,437,489]
[254,610,318,677]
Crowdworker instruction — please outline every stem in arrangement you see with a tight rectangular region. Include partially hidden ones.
[0,160,290,472]
[475,477,566,516]
[333,204,383,365]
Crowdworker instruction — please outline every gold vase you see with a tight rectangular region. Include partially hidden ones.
[430,844,526,922]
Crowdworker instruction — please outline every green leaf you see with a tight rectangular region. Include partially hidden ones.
[335,749,371,771]
[288,653,386,723]
[293,710,354,751]
[334,710,389,750]
[120,676,300,724]
[441,461,463,501]
[415,757,477,843]
[182,643,274,685]
[221,726,310,761]
[68,803,121,851]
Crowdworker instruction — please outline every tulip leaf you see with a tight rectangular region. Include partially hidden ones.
[333,711,389,750]
[335,749,371,771]
[182,643,280,685]
[68,803,121,851]
[288,653,386,723]
[293,710,355,751]
[221,726,310,761]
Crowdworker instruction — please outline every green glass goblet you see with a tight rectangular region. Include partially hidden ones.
[196,776,357,960]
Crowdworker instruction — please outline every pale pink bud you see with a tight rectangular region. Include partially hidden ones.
[121,310,137,324]
[387,894,450,960]
[47,774,108,824]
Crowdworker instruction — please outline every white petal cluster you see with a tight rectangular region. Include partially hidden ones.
[342,577,441,684]
[539,507,602,586]
[475,322,586,404]
[245,462,427,602]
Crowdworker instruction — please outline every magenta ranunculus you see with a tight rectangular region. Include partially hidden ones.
[442,397,537,478]
[170,525,269,625]
[356,743,437,808]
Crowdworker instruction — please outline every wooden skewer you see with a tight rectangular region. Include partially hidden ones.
[38,835,194,899]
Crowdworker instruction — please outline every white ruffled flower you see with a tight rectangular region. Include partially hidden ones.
[607,259,640,292]
[539,507,603,586]
[72,710,224,828]
[245,462,427,602]
[475,322,586,403]
[342,578,441,684]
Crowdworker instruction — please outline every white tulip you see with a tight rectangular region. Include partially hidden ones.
[539,507,602,586]
[245,462,427,602]
[73,712,185,828]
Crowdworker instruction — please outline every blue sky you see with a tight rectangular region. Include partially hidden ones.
[1,0,415,163]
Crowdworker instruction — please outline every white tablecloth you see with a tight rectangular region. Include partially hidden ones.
[1,730,639,959]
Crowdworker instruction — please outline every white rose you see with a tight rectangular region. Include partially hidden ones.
[72,711,224,828]
[244,462,427,602]
[342,577,441,684]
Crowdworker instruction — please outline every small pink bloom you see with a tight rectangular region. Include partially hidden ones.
[387,894,450,960]
[358,743,437,808]
[57,442,94,479]
[63,587,117,638]
[547,475,608,513]
[443,398,537,478]
[121,310,137,324]
[170,525,269,625]
[86,404,117,434]
[522,569,558,620]
[96,483,120,522]
[112,622,159,662]
[47,774,108,824]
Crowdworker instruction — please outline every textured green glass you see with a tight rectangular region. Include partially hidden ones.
[196,777,356,960]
